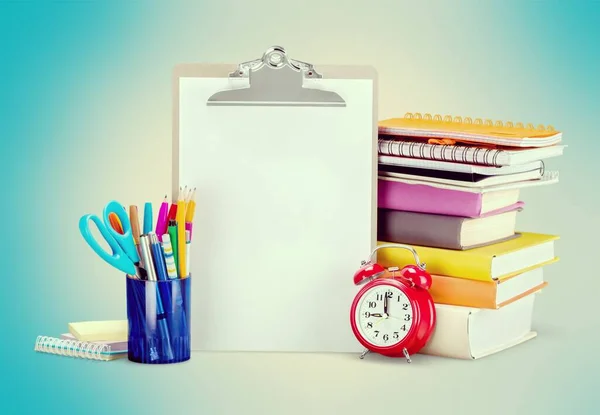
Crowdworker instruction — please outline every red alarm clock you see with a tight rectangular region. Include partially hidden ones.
[350,244,436,363]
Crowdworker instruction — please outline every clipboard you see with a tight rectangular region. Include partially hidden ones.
[173,46,378,353]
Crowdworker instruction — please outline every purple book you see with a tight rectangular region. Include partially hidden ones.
[378,178,523,218]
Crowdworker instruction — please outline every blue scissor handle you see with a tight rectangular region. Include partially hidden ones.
[102,200,141,264]
[79,214,138,276]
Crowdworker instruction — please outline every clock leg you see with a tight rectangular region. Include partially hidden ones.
[402,348,411,363]
[359,349,370,360]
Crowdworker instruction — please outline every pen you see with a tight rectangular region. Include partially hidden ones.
[176,187,187,278]
[161,233,179,279]
[167,201,177,222]
[185,188,196,242]
[150,233,168,281]
[139,234,157,282]
[142,232,174,361]
[143,202,153,235]
[155,195,169,240]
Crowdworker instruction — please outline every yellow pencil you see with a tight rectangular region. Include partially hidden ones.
[176,186,187,278]
[185,188,196,224]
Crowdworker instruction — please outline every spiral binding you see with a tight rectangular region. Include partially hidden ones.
[403,112,555,132]
[34,335,112,361]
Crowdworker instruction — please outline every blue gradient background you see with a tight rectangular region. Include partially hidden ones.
[1,1,599,414]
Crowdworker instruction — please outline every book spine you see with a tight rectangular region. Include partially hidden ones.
[378,179,484,217]
[375,242,493,282]
[377,209,465,250]
[378,138,505,167]
[429,275,498,309]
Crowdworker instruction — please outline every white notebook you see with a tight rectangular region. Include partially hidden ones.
[378,138,565,166]
[378,155,543,175]
[378,171,559,193]
[379,168,543,188]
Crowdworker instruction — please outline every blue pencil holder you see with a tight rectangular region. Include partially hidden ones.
[126,275,191,364]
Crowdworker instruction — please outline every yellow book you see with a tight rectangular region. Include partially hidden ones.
[378,112,562,148]
[377,232,559,282]
[68,320,128,342]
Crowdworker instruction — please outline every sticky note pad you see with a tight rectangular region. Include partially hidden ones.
[68,320,128,342]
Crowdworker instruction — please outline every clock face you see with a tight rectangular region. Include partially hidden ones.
[353,284,414,348]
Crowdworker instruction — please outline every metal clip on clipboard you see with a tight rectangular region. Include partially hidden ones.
[206,46,346,107]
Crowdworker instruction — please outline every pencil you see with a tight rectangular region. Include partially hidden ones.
[129,206,141,248]
[185,188,196,241]
[176,186,187,278]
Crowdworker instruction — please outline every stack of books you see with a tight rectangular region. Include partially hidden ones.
[375,112,564,360]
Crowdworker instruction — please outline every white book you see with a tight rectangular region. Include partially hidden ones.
[420,293,539,360]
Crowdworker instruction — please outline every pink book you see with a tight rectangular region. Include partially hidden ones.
[378,179,524,218]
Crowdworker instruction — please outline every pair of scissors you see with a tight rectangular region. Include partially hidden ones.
[79,200,143,277]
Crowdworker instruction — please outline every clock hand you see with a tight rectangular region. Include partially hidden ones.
[370,313,383,318]
[384,295,388,315]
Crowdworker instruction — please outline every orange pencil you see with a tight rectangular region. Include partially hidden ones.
[129,205,141,247]
[108,213,124,234]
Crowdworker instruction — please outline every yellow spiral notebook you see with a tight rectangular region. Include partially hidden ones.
[379,112,562,148]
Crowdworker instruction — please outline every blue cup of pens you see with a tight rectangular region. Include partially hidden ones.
[78,188,196,364]
[126,271,191,364]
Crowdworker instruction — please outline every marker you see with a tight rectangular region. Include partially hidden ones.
[185,230,191,278]
[155,195,169,241]
[167,219,179,275]
[161,233,178,279]
[143,202,153,235]
[176,187,187,278]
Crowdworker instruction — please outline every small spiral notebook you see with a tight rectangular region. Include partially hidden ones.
[34,335,128,361]
[379,112,562,148]
[34,320,128,361]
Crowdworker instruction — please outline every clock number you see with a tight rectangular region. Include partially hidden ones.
[374,330,379,337]
[364,311,370,318]
[386,291,393,298]
[368,301,376,308]
[400,325,407,331]
[376,293,383,301]
[404,314,411,321]
[383,334,389,342]
[402,303,409,310]
[366,322,373,328]
[393,332,399,339]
